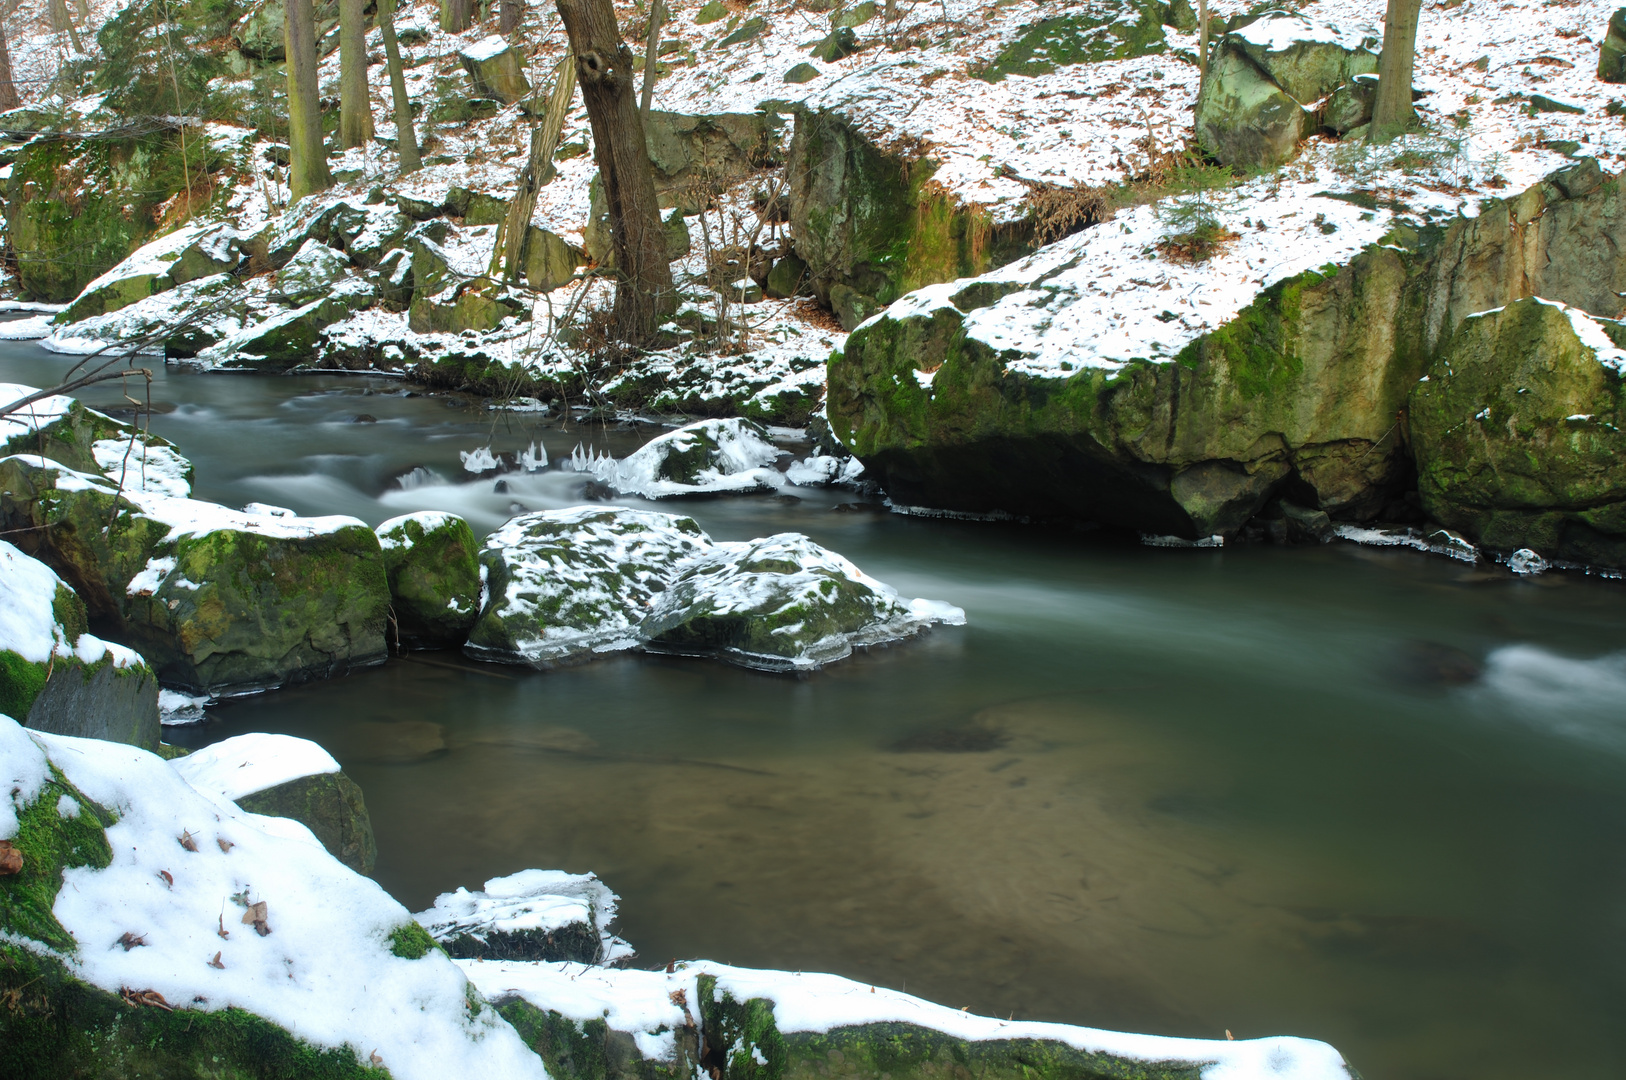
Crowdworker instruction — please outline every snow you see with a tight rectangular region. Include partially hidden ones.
[171,733,342,803]
[0,716,549,1080]
[376,510,466,551]
[0,314,55,340]
[415,869,634,965]
[0,540,148,674]
[1233,12,1378,55]
[785,453,866,487]
[459,959,1355,1080]
[1332,524,1480,563]
[0,382,75,449]
[1508,548,1550,575]
[158,688,211,726]
[92,437,193,497]
[580,418,786,498]
[460,35,514,63]
[1536,297,1626,375]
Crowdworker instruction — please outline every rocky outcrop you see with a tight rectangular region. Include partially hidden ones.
[0,541,161,749]
[975,0,1166,80]
[1409,298,1626,567]
[460,36,531,103]
[788,110,1032,328]
[376,511,482,649]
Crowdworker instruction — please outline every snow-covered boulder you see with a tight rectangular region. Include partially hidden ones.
[583,418,785,498]
[197,271,378,371]
[416,869,633,963]
[58,221,242,323]
[173,732,378,875]
[0,714,547,1079]
[1409,298,1626,568]
[460,36,531,103]
[0,455,389,694]
[46,273,253,358]
[0,381,191,482]
[275,237,355,303]
[0,541,159,748]
[642,533,964,671]
[376,511,482,649]
[466,508,962,671]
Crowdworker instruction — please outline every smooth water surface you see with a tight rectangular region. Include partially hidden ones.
[6,334,1626,1079]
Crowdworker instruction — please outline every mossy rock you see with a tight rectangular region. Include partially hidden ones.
[830,1,878,28]
[408,281,524,334]
[524,226,585,292]
[206,280,379,371]
[460,38,532,103]
[784,63,820,84]
[277,238,355,303]
[975,2,1165,82]
[376,511,481,649]
[498,998,700,1080]
[239,771,378,875]
[1193,43,1308,169]
[1600,8,1626,83]
[0,391,177,477]
[1409,298,1626,567]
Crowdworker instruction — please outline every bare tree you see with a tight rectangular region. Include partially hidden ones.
[640,0,664,121]
[556,0,674,343]
[0,11,20,113]
[285,0,333,201]
[441,0,474,33]
[499,0,523,36]
[378,0,421,172]
[338,0,375,148]
[1370,0,1422,142]
[491,55,577,281]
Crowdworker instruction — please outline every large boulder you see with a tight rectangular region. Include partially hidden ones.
[58,222,242,323]
[1195,13,1378,168]
[172,732,377,874]
[1409,298,1626,567]
[644,110,784,211]
[0,382,189,478]
[198,277,378,370]
[415,869,632,963]
[788,110,1031,328]
[376,511,482,649]
[0,541,160,749]
[51,273,252,358]
[460,36,531,103]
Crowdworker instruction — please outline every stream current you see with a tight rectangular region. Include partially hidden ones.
[4,335,1626,1079]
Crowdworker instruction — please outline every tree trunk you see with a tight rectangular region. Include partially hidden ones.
[285,0,333,202]
[441,0,474,32]
[491,55,577,281]
[499,0,522,35]
[556,0,674,344]
[49,0,85,54]
[1370,0,1422,143]
[639,0,663,122]
[378,0,421,172]
[0,18,19,113]
[1198,0,1208,80]
[338,0,375,148]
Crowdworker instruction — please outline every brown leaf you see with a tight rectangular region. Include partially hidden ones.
[370,1050,384,1066]
[0,840,22,876]
[217,913,230,940]
[120,987,174,1011]
[207,951,225,970]
[116,932,147,951]
[178,830,198,853]
[158,870,173,889]
[217,837,234,853]
[241,900,270,936]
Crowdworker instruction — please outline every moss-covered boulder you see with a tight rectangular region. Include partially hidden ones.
[524,226,585,292]
[276,237,354,302]
[0,541,160,749]
[1601,8,1626,83]
[788,109,1032,329]
[201,277,379,370]
[644,110,785,213]
[0,382,184,477]
[58,221,242,323]
[376,511,481,649]
[461,36,532,103]
[173,732,377,874]
[1409,298,1626,567]
[976,1,1165,81]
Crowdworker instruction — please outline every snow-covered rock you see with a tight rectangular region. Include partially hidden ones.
[57,221,243,323]
[577,418,785,499]
[416,869,633,964]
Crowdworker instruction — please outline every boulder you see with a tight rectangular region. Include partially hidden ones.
[784,62,820,84]
[415,869,632,962]
[643,110,784,213]
[408,281,524,334]
[460,36,531,103]
[0,541,160,750]
[976,0,1165,81]
[810,27,862,62]
[1324,73,1377,135]
[830,1,878,28]
[0,382,184,477]
[376,511,481,649]
[764,253,810,298]
[172,732,377,874]
[53,273,251,358]
[1600,8,1626,83]
[58,222,242,323]
[275,238,353,303]
[1409,298,1626,567]
[582,418,784,498]
[200,277,378,370]
[466,508,712,667]
[522,226,584,292]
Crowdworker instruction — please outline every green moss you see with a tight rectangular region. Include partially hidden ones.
[975,4,1166,82]
[388,920,442,959]
[0,765,115,953]
[1172,268,1318,398]
[0,943,390,1080]
[0,651,49,720]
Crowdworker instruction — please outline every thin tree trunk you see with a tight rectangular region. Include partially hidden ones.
[49,0,85,54]
[639,0,663,122]
[285,0,333,202]
[490,55,576,281]
[1198,0,1208,80]
[499,0,522,35]
[556,0,674,344]
[379,0,421,172]
[442,0,474,32]
[1370,0,1422,143]
[338,0,375,148]
[0,18,20,113]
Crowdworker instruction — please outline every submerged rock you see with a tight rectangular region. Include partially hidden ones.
[416,869,633,963]
[0,541,160,749]
[376,511,482,649]
[173,732,377,874]
[1409,298,1626,567]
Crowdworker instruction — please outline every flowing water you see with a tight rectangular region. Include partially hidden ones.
[5,334,1626,1079]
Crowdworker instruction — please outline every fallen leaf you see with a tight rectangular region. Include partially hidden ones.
[0,840,21,876]
[178,830,198,853]
[241,900,270,936]
[158,870,173,889]
[116,932,147,951]
[217,913,230,940]
[370,1050,384,1066]
[120,987,174,1011]
[207,951,225,970]
[217,837,234,853]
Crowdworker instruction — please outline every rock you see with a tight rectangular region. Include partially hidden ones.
[811,27,862,62]
[0,381,182,477]
[55,273,250,358]
[0,455,390,695]
[643,111,784,212]
[696,0,728,23]
[642,533,959,671]
[1409,298,1626,568]
[584,418,784,498]
[977,1,1165,81]
[409,282,524,334]
[663,209,692,261]
[200,277,378,370]
[57,222,242,323]
[784,62,820,84]
[415,869,632,963]
[172,731,377,874]
[719,16,767,47]
[1529,93,1585,114]
[1325,73,1377,134]
[0,541,160,750]
[376,511,481,649]
[523,226,584,292]
[830,1,878,27]
[460,36,531,103]
[764,253,811,298]
[275,238,353,303]
[1599,8,1626,83]
[466,507,712,667]
[788,109,1032,329]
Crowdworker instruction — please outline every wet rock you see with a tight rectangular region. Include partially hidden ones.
[376,511,482,649]
[1395,641,1482,687]
[0,541,160,750]
[1409,297,1626,568]
[415,869,632,963]
[889,722,1008,753]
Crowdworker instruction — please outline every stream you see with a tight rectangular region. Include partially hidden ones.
[5,335,1626,1079]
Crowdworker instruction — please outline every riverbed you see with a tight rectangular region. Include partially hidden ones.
[4,336,1625,1079]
